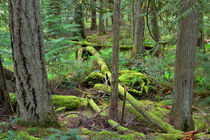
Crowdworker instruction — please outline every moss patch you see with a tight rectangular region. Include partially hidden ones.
[82,72,105,86]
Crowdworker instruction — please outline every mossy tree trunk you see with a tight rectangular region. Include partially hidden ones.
[110,0,121,121]
[0,56,12,115]
[8,0,57,125]
[130,0,145,58]
[169,0,198,132]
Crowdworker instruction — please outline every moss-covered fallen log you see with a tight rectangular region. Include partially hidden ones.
[82,72,105,87]
[9,93,88,110]
[81,46,182,133]
[88,99,144,136]
[94,84,181,133]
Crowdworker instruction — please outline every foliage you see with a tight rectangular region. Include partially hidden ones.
[47,128,81,140]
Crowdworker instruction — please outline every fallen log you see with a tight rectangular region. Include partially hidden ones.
[88,99,144,136]
[9,93,88,110]
[84,46,182,134]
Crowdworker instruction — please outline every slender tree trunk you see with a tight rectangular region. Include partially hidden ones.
[0,56,12,115]
[128,1,132,38]
[130,0,145,58]
[169,0,198,132]
[132,0,135,40]
[99,0,105,35]
[150,0,160,42]
[8,0,57,125]
[197,12,205,53]
[108,0,114,24]
[91,0,97,30]
[75,3,86,39]
[110,0,121,121]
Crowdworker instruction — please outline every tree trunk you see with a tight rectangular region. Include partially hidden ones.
[130,0,145,58]
[110,0,121,121]
[132,0,135,40]
[99,0,105,35]
[91,0,97,30]
[197,12,205,53]
[75,3,86,39]
[169,0,198,132]
[150,0,160,42]
[0,56,12,115]
[8,0,57,125]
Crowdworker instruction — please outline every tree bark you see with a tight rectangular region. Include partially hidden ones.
[130,0,145,58]
[197,12,205,53]
[75,3,86,39]
[150,0,160,42]
[0,56,12,115]
[8,0,57,125]
[110,0,121,121]
[169,0,198,132]
[99,0,105,35]
[91,0,97,30]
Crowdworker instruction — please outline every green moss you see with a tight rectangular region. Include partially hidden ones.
[52,95,88,110]
[9,94,88,110]
[55,107,66,113]
[9,93,16,105]
[119,70,152,95]
[154,133,185,140]
[82,72,105,86]
[26,127,51,138]
[94,84,111,93]
[16,131,41,140]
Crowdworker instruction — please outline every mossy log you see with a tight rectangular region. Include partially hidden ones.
[94,84,181,133]
[76,48,84,60]
[81,46,181,134]
[82,72,105,87]
[9,93,88,110]
[88,99,144,136]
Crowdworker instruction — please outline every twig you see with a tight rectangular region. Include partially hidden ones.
[192,106,207,116]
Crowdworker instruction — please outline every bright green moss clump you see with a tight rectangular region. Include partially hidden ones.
[52,95,87,110]
[119,70,152,95]
[82,72,105,86]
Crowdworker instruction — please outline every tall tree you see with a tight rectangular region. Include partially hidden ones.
[110,0,121,121]
[8,0,57,125]
[0,56,12,115]
[169,0,198,131]
[197,11,205,53]
[91,0,97,30]
[150,0,160,42]
[74,2,86,38]
[130,0,145,58]
[99,0,105,35]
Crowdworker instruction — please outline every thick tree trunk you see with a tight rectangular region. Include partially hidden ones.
[110,0,121,121]
[91,0,97,30]
[150,0,160,42]
[130,0,145,58]
[99,0,105,35]
[0,56,12,115]
[169,0,198,132]
[75,3,86,39]
[8,0,57,125]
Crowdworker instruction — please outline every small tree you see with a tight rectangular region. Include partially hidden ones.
[110,0,121,121]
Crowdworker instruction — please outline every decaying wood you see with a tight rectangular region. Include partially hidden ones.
[84,46,182,133]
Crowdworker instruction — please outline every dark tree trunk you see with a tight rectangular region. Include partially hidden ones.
[0,56,12,115]
[169,0,198,132]
[132,0,135,40]
[8,0,57,125]
[110,0,121,121]
[99,0,105,35]
[108,0,114,24]
[91,0,97,30]
[197,12,205,53]
[150,0,160,42]
[130,0,145,58]
[75,3,86,39]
